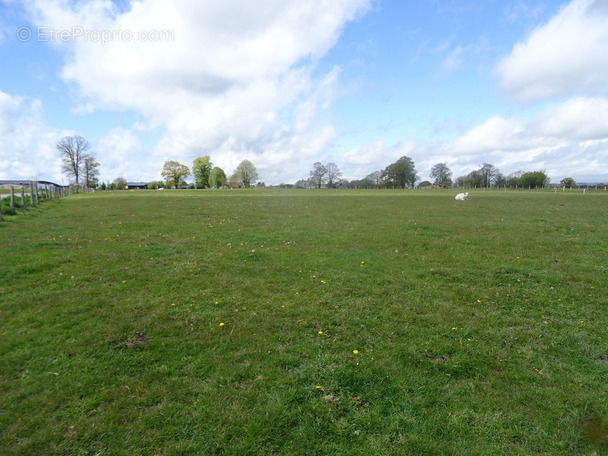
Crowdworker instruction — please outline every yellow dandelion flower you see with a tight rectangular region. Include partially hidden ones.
[171,303,175,306]
[318,331,323,335]
[353,350,359,354]
[219,322,225,327]
[315,386,321,389]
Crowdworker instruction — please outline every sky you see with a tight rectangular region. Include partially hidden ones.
[1,0,608,186]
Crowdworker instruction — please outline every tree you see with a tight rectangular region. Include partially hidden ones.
[430,163,453,188]
[382,156,417,189]
[465,170,484,188]
[521,171,549,188]
[192,156,213,188]
[479,163,499,188]
[365,170,383,188]
[57,135,91,186]
[309,162,327,188]
[100,182,107,191]
[494,173,507,188]
[507,170,524,187]
[234,160,258,188]
[113,177,127,190]
[455,175,468,188]
[83,155,100,188]
[162,161,190,188]
[209,167,227,188]
[147,181,165,189]
[229,172,243,188]
[560,177,576,188]
[325,162,342,188]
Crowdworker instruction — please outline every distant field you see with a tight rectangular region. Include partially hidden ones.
[1,189,607,455]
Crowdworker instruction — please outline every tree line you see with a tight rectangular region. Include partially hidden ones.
[149,157,259,189]
[56,135,585,190]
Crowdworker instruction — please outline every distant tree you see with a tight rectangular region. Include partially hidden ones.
[560,177,576,188]
[100,182,106,191]
[229,172,243,188]
[162,161,190,188]
[365,170,383,188]
[382,156,417,188]
[209,167,227,188]
[430,163,452,188]
[147,181,165,189]
[83,155,100,188]
[294,179,310,189]
[521,171,549,188]
[349,178,372,188]
[465,170,484,188]
[309,162,327,188]
[418,181,433,188]
[113,177,127,190]
[494,172,507,188]
[192,156,213,188]
[507,171,524,187]
[479,163,499,188]
[455,175,468,188]
[325,162,342,188]
[234,160,258,188]
[57,135,91,186]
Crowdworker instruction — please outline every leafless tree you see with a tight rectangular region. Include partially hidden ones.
[57,135,91,186]
[325,162,342,188]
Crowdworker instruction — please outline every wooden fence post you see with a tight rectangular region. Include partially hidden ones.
[21,188,26,208]
[35,184,40,204]
[10,186,15,215]
[29,182,35,206]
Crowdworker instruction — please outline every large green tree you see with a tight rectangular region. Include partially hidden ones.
[382,156,417,189]
[521,171,549,188]
[209,167,227,188]
[234,160,258,188]
[161,161,190,188]
[192,156,213,188]
[430,163,453,188]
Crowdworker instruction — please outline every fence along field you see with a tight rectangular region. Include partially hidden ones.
[0,181,72,221]
[1,188,607,455]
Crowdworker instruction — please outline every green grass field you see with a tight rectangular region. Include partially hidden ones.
[1,189,607,455]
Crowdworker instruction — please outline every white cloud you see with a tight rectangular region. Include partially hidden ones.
[531,97,608,140]
[0,90,65,181]
[497,0,608,101]
[341,96,608,183]
[19,0,370,184]
[339,140,415,179]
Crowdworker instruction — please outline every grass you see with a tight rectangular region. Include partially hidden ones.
[1,188,607,455]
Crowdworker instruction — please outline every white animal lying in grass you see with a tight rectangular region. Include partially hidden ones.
[455,192,469,201]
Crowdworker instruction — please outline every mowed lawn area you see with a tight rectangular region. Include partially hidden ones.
[1,189,607,455]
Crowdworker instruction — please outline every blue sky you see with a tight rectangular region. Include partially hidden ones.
[1,0,607,185]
